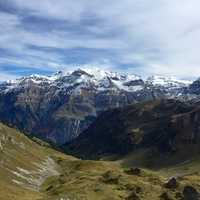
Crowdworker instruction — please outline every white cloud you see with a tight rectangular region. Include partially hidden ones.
[0,71,19,82]
[10,0,87,21]
[1,0,200,78]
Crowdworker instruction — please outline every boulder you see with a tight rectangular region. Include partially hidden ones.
[164,177,178,189]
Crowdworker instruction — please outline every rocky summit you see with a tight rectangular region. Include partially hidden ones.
[0,68,195,145]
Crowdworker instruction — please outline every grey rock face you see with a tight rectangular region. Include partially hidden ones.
[188,79,200,95]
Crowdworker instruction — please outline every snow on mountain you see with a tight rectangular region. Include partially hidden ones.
[146,75,192,88]
[1,68,145,93]
[83,68,140,81]
[80,68,143,92]
[0,68,195,96]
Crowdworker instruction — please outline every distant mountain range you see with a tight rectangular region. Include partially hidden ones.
[0,68,199,145]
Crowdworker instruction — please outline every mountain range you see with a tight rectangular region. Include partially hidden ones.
[0,68,198,145]
[65,99,200,162]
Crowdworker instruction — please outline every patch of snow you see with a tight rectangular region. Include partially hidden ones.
[146,75,192,88]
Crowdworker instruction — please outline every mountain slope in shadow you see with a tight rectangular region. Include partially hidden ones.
[64,99,200,164]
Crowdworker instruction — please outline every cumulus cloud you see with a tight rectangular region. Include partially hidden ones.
[0,0,200,79]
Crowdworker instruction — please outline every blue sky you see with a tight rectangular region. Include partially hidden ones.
[0,0,200,80]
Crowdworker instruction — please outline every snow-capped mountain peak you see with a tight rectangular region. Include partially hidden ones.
[70,67,141,82]
[1,69,194,95]
[146,75,192,88]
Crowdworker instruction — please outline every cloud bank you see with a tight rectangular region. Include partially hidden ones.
[0,0,200,79]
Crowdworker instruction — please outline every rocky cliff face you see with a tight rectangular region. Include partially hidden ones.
[0,68,194,144]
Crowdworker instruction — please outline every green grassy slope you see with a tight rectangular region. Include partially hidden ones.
[1,122,200,200]
[0,123,75,200]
